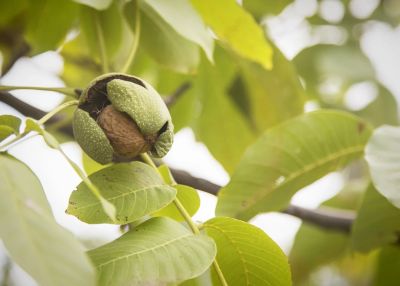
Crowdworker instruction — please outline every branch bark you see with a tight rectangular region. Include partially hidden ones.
[0,91,354,233]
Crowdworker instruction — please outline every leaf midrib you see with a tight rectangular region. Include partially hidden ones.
[240,145,365,213]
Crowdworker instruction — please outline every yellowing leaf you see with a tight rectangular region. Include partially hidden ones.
[191,0,273,69]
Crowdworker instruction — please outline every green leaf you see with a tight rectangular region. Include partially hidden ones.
[82,151,107,175]
[143,0,214,61]
[243,0,291,18]
[372,246,400,286]
[153,184,200,221]
[0,153,95,286]
[80,2,124,62]
[204,217,291,286]
[355,85,399,127]
[67,162,177,224]
[217,110,372,220]
[88,217,216,286]
[351,185,400,252]
[140,2,200,73]
[193,49,255,173]
[365,125,400,208]
[0,115,21,140]
[289,223,348,283]
[191,0,273,70]
[238,46,305,132]
[72,0,112,10]
[25,0,78,54]
[158,164,176,185]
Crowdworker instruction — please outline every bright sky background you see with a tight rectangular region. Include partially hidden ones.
[1,0,400,284]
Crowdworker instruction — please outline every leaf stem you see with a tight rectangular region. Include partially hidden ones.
[38,100,79,125]
[0,85,79,98]
[121,0,141,74]
[140,153,228,286]
[0,100,78,151]
[93,10,109,73]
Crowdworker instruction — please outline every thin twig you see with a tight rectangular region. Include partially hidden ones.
[164,82,192,107]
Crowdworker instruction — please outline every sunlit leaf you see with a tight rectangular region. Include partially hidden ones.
[144,0,214,61]
[88,217,216,286]
[67,162,177,224]
[217,111,372,220]
[351,185,400,252]
[191,0,273,70]
[0,153,95,286]
[204,217,291,286]
[365,125,400,209]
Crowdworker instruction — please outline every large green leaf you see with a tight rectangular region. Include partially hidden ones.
[25,0,78,54]
[88,217,216,286]
[351,185,400,252]
[217,110,372,220]
[0,115,21,141]
[204,217,291,286]
[67,162,177,224]
[0,153,95,286]
[144,0,213,61]
[193,49,255,173]
[365,125,400,208]
[140,2,200,73]
[191,0,273,70]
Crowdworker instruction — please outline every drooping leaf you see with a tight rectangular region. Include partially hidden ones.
[153,184,200,221]
[193,49,255,173]
[372,246,400,286]
[0,153,95,286]
[217,110,372,220]
[351,185,400,252]
[67,162,177,224]
[140,2,200,73]
[80,2,124,62]
[143,0,214,61]
[25,0,78,54]
[191,0,273,70]
[238,46,305,132]
[204,217,291,286]
[365,125,400,208]
[88,217,216,286]
[82,151,107,175]
[0,115,21,141]
[72,0,113,10]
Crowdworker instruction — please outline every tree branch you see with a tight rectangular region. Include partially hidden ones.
[0,90,354,233]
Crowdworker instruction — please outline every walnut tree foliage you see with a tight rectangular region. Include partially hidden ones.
[0,0,400,285]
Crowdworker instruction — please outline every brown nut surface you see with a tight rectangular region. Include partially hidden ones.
[97,105,152,159]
